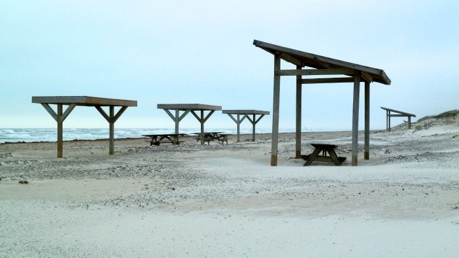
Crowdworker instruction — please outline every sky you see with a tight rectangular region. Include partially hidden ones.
[1,0,458,131]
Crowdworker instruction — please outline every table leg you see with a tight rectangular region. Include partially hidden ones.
[327,148,342,166]
[304,147,322,166]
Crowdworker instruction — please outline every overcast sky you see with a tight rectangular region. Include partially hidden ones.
[1,0,458,131]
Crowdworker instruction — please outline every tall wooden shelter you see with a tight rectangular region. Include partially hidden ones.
[253,40,391,166]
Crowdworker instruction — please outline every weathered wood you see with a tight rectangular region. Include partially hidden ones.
[296,65,302,158]
[253,40,391,167]
[381,107,416,117]
[158,104,221,144]
[278,68,354,76]
[32,96,137,107]
[364,81,370,160]
[162,109,190,134]
[253,40,391,85]
[271,55,281,166]
[381,107,416,130]
[222,110,269,142]
[32,96,136,158]
[157,104,221,110]
[109,106,115,155]
[301,77,355,84]
[352,73,361,166]
[302,144,346,166]
[57,104,63,158]
[143,133,186,146]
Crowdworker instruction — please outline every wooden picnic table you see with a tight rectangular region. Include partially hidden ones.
[301,143,346,166]
[143,133,186,146]
[193,132,229,145]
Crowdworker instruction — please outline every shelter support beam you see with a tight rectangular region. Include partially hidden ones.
[223,110,268,142]
[277,68,355,76]
[271,55,281,166]
[295,65,302,158]
[352,73,361,166]
[226,113,246,142]
[95,105,128,155]
[364,81,370,160]
[246,114,265,141]
[163,109,190,134]
[40,103,76,158]
[191,110,215,145]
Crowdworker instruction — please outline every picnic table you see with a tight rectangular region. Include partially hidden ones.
[143,133,186,146]
[301,143,346,166]
[193,132,229,145]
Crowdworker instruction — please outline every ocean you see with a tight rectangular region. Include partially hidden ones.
[0,128,294,143]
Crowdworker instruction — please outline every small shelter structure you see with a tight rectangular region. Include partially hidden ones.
[222,109,270,142]
[381,107,416,130]
[253,40,391,166]
[32,96,137,157]
[157,103,222,145]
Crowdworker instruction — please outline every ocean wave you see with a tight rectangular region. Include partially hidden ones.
[0,128,297,143]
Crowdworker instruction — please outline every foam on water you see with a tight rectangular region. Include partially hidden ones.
[0,128,297,143]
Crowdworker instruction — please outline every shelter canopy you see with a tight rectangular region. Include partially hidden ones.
[32,96,137,158]
[157,103,222,145]
[222,109,270,142]
[253,40,391,85]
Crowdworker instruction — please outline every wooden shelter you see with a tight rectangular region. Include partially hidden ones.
[32,96,137,157]
[157,103,222,145]
[253,40,391,166]
[381,107,416,130]
[222,109,270,142]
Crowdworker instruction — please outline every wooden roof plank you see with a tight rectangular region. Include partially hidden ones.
[222,110,270,115]
[157,103,222,111]
[381,106,416,117]
[32,96,137,106]
[253,39,391,85]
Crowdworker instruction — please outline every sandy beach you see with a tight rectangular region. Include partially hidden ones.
[1,118,459,257]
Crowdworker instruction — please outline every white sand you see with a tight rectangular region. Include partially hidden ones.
[1,122,459,257]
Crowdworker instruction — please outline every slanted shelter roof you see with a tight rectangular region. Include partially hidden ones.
[253,40,391,85]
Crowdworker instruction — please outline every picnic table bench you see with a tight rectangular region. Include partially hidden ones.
[301,143,346,166]
[143,133,186,146]
[193,132,229,145]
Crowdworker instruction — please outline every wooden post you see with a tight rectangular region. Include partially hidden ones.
[237,114,241,142]
[175,109,180,134]
[225,113,244,142]
[295,65,302,158]
[250,114,255,141]
[163,109,190,135]
[271,55,281,166]
[200,110,205,145]
[364,81,370,160]
[40,103,75,158]
[57,104,63,158]
[95,105,128,155]
[109,106,115,155]
[352,73,361,166]
[408,116,412,129]
[387,110,391,131]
